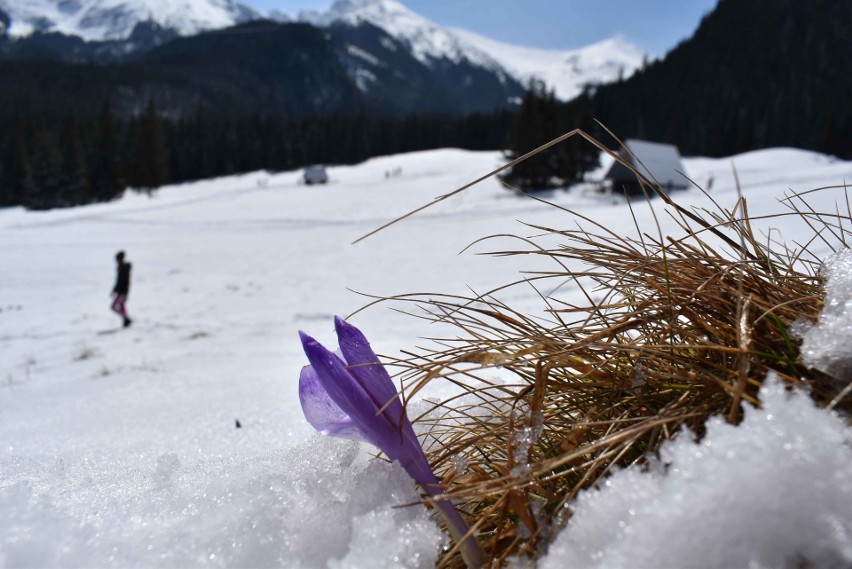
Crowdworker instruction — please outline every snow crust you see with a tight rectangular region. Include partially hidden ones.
[0,435,441,568]
[798,248,852,381]
[1,147,851,566]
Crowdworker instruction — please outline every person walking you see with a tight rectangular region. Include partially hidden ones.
[111,250,133,328]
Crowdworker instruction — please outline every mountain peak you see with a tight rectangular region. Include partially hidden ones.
[310,0,413,22]
[300,0,458,62]
[450,28,646,99]
[302,0,646,100]
[0,0,261,40]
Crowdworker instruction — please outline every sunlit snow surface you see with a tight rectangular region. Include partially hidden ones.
[798,248,852,382]
[1,148,851,567]
[539,379,852,569]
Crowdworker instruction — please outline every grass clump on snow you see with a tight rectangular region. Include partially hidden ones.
[366,132,852,567]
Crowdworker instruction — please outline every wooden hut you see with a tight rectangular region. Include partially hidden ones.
[603,139,688,196]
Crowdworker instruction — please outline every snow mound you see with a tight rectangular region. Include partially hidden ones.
[540,378,852,569]
[798,248,852,381]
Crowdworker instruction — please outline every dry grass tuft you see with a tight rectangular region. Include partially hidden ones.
[365,131,851,567]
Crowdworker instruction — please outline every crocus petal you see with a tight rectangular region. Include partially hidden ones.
[334,318,437,479]
[334,316,404,419]
[300,331,392,448]
[298,365,369,443]
[300,329,427,476]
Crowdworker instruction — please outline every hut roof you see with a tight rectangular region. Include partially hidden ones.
[604,139,688,189]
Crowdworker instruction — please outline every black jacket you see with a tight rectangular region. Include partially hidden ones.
[113,262,131,295]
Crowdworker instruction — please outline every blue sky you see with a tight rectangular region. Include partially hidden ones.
[245,0,718,56]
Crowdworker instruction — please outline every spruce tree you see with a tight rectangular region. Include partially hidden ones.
[60,114,91,206]
[129,100,170,191]
[12,124,34,207]
[90,101,125,202]
[25,126,64,209]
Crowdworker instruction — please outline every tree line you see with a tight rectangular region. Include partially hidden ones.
[0,103,513,210]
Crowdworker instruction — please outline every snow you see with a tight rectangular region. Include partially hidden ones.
[539,378,852,569]
[798,248,852,382]
[450,30,645,100]
[1,146,851,566]
[300,0,499,67]
[604,138,687,188]
[0,435,440,567]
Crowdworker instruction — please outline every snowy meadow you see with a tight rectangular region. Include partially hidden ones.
[1,148,851,567]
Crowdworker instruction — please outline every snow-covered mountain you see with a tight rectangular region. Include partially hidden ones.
[451,30,644,101]
[300,0,646,100]
[0,0,645,102]
[301,0,497,67]
[0,0,261,41]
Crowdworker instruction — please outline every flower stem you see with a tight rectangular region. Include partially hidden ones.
[430,493,486,569]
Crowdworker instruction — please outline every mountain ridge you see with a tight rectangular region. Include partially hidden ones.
[300,0,644,100]
[0,0,261,40]
[0,0,645,101]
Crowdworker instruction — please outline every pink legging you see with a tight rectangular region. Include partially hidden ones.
[111,294,128,319]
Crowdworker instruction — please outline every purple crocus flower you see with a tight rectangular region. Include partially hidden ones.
[298,316,485,569]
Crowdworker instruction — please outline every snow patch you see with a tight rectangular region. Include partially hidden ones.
[346,42,382,67]
[353,66,378,92]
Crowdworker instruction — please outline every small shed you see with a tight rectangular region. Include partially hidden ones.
[302,165,329,185]
[603,139,688,196]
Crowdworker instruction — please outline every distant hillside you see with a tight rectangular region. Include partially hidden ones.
[0,19,527,118]
[572,0,852,158]
[0,23,344,117]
